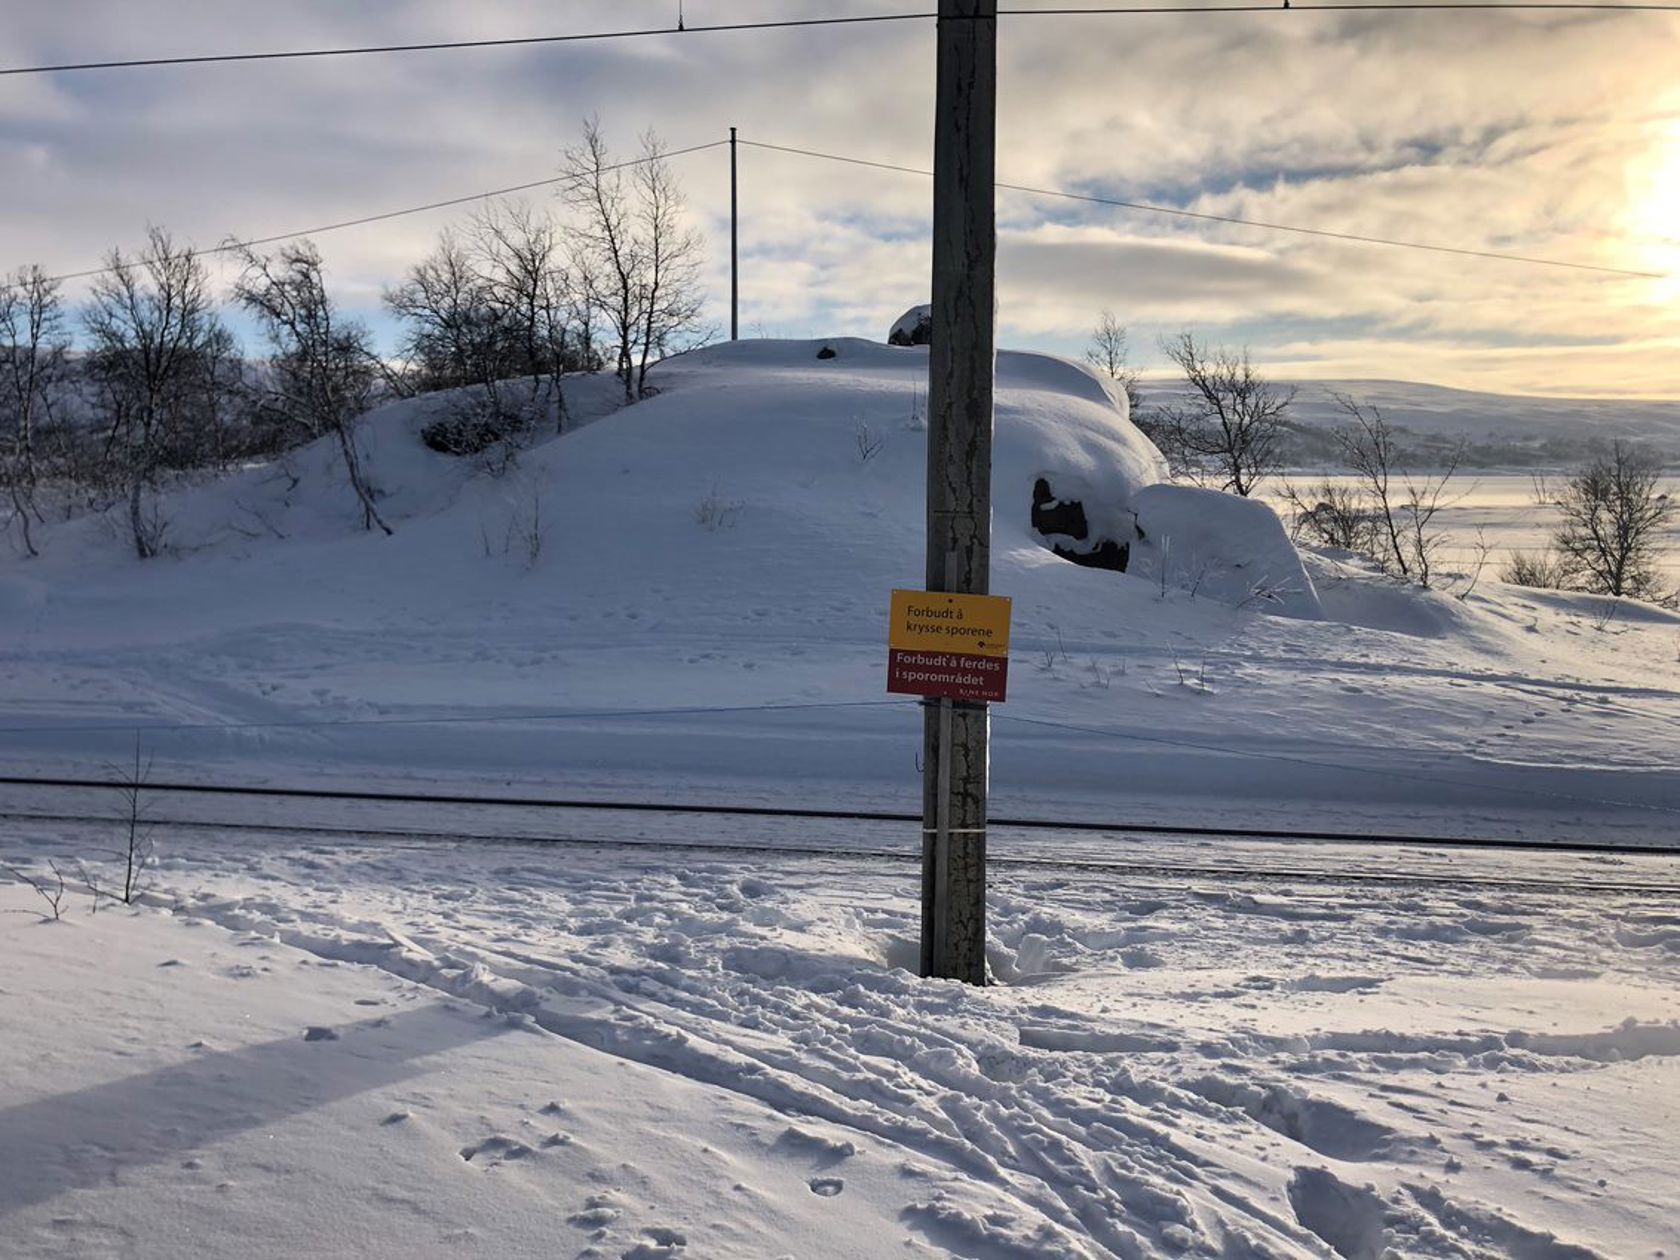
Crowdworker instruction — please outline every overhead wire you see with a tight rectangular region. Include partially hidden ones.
[5,4,1680,77]
[38,130,1655,289]
[40,140,727,286]
[739,138,1664,278]
[1001,2,1680,12]
[0,14,939,77]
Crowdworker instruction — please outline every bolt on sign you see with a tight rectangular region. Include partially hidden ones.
[887,589,1012,703]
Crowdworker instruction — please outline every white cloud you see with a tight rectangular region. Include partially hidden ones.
[2,0,1676,396]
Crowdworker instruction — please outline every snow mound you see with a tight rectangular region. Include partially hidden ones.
[1130,484,1321,617]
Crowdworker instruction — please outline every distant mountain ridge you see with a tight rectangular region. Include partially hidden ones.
[1134,376,1680,468]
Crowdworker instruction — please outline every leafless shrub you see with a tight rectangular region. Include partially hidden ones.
[1541,443,1675,602]
[1331,393,1463,587]
[1237,576,1299,609]
[3,860,70,921]
[1501,547,1573,589]
[477,488,546,566]
[695,486,743,531]
[109,735,157,904]
[1454,527,1496,601]
[854,420,885,463]
[902,382,927,432]
[69,735,158,910]
[519,492,545,566]
[1282,479,1374,552]
[1171,651,1212,693]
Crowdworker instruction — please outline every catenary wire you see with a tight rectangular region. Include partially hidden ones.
[0,15,939,77]
[6,5,1680,76]
[40,141,727,286]
[739,138,1664,279]
[1001,3,1680,12]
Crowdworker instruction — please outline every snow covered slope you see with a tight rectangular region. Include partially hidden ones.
[0,340,1676,843]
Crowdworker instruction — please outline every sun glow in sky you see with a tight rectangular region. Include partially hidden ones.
[2,1,1679,398]
[1627,119,1680,305]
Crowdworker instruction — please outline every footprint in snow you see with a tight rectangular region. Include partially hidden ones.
[459,1135,535,1166]
[622,1227,687,1258]
[303,1026,338,1042]
[808,1177,845,1197]
[568,1194,624,1230]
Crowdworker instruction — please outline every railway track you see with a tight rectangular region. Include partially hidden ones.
[4,776,1678,898]
[4,773,1676,853]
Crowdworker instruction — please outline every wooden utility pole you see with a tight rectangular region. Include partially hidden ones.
[921,0,997,985]
[729,126,739,341]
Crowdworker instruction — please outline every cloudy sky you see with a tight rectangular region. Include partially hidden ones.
[3,0,1678,397]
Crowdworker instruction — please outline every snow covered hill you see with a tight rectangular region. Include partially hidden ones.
[1,339,1676,843]
[1280,378,1680,449]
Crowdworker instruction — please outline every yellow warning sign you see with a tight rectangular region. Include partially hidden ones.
[889,589,1012,659]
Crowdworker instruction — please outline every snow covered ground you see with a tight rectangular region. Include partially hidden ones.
[1,339,1677,845]
[3,338,1679,1257]
[2,823,1677,1258]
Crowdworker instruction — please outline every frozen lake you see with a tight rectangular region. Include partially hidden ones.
[1267,470,1680,587]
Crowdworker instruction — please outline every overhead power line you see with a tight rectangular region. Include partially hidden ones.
[0,15,937,76]
[41,140,727,286]
[1007,2,1680,11]
[4,4,1679,76]
[740,138,1664,279]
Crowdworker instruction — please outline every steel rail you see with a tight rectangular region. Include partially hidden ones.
[2,775,1675,855]
[5,807,1677,898]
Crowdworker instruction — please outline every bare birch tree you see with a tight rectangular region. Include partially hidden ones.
[632,131,705,398]
[234,239,391,534]
[385,230,495,393]
[83,228,229,558]
[1084,310,1141,413]
[0,266,69,556]
[563,118,643,403]
[1154,332,1292,496]
[561,119,705,403]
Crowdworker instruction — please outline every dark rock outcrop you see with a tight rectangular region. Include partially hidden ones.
[1031,477,1129,573]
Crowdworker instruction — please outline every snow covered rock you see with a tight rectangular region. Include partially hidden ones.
[1129,483,1321,616]
[887,305,932,346]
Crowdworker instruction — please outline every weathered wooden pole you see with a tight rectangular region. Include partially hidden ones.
[729,125,739,341]
[921,0,997,985]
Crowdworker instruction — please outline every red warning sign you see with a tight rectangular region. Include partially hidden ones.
[887,648,1009,703]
